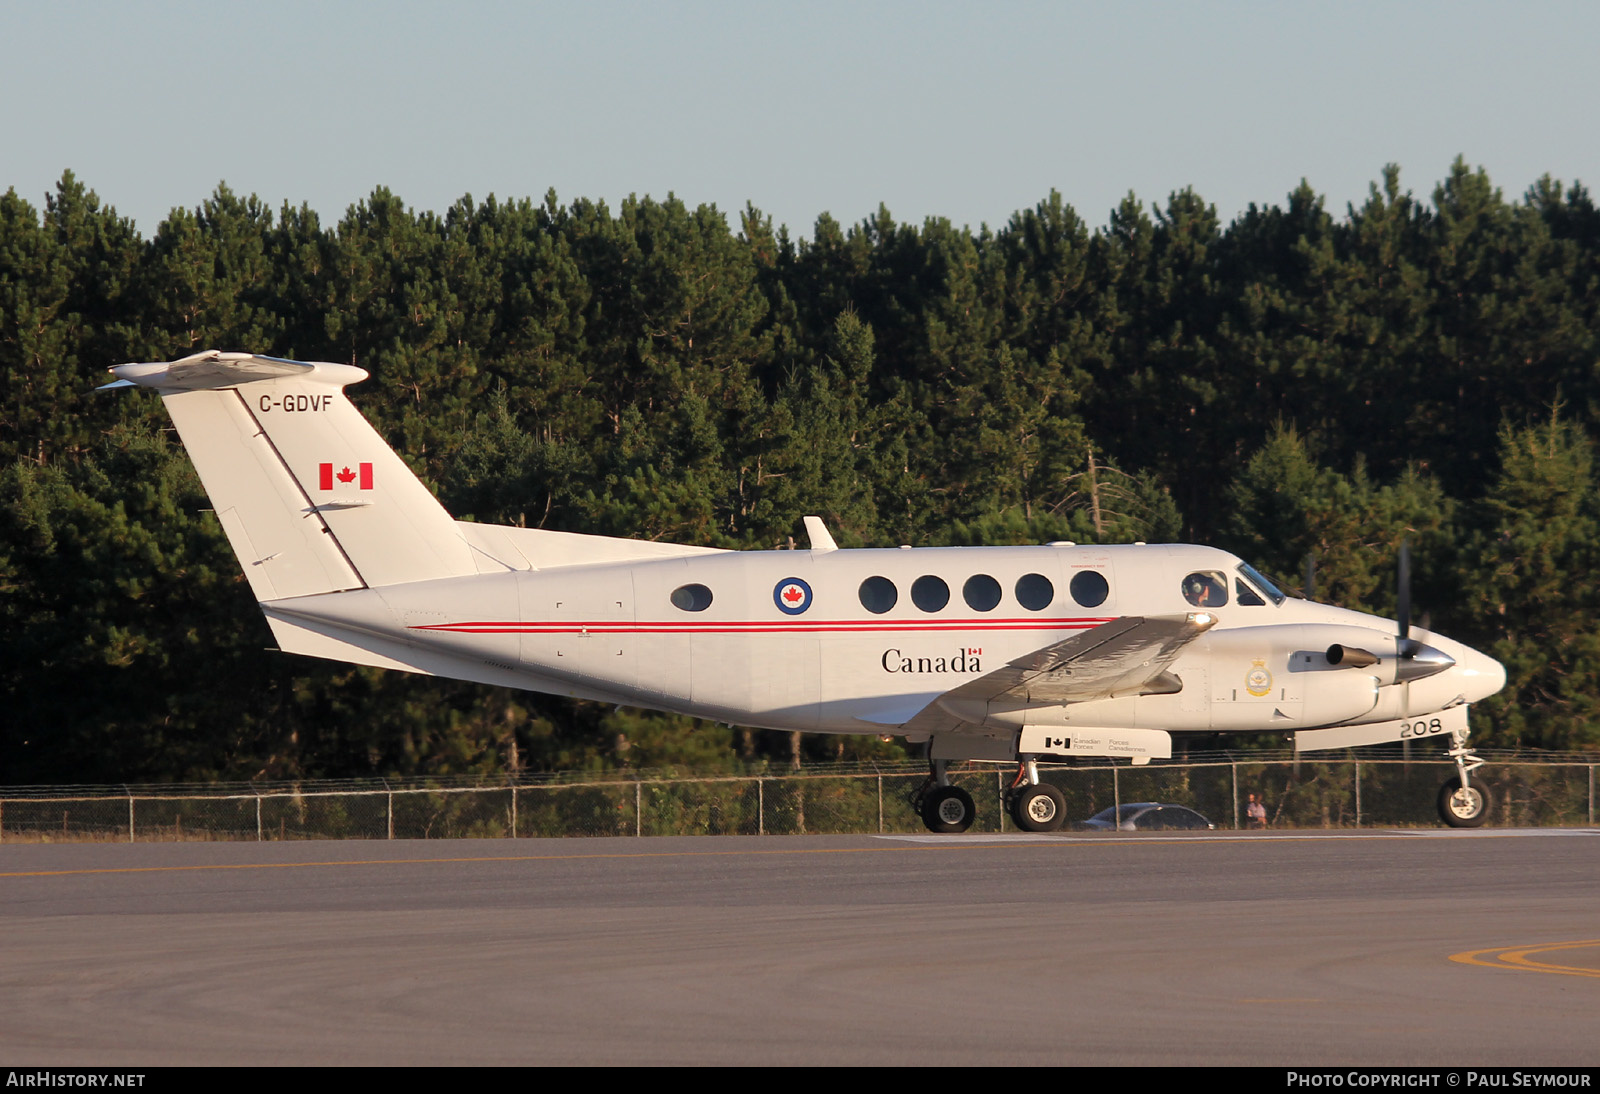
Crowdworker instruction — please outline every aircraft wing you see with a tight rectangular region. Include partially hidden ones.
[898,613,1216,736]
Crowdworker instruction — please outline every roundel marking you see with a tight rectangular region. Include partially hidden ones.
[774,577,813,615]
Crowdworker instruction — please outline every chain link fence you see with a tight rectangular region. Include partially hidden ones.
[2,751,1595,842]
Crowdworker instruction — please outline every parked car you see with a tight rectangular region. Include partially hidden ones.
[1078,802,1216,831]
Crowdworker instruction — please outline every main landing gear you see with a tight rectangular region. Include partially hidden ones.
[912,760,976,833]
[1006,758,1067,833]
[913,757,1069,834]
[1438,727,1491,828]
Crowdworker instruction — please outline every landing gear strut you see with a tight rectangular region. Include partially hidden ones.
[1005,758,1067,833]
[1438,726,1490,827]
[912,759,976,833]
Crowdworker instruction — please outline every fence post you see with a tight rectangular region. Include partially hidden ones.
[878,775,883,834]
[1590,765,1595,827]
[1231,761,1239,830]
[387,791,394,840]
[1354,761,1362,829]
[511,786,518,840]
[128,793,135,843]
[758,777,765,836]
[635,781,642,837]
[256,796,263,842]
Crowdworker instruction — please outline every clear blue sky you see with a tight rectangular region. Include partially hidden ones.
[5,1,1597,238]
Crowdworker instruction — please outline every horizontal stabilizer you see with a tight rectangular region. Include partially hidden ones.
[108,351,325,391]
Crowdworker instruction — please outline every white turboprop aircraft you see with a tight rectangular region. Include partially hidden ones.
[104,351,1507,833]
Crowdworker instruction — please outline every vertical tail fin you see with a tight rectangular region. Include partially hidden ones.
[108,351,475,598]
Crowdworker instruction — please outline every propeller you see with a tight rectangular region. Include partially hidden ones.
[1393,537,1454,683]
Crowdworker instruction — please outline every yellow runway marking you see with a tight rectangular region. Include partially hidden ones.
[1450,940,1600,979]
[0,829,1525,880]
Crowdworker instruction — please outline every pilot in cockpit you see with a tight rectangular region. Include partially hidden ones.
[1182,571,1227,607]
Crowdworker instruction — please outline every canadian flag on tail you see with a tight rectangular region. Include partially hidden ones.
[318,462,373,490]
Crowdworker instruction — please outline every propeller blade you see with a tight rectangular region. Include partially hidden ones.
[1397,538,1412,643]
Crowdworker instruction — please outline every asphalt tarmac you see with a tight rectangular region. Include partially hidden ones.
[2,829,1597,1066]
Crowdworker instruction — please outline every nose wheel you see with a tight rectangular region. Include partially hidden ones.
[1438,776,1490,827]
[1438,725,1490,827]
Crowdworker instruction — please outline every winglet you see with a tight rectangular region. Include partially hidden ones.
[804,515,838,553]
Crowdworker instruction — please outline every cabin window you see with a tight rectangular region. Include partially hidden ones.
[859,576,898,614]
[670,583,713,612]
[1235,578,1266,606]
[1015,573,1054,611]
[1181,571,1228,607]
[911,575,951,612]
[963,574,1002,612]
[1070,570,1109,608]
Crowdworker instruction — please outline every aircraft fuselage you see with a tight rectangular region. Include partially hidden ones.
[262,541,1505,739]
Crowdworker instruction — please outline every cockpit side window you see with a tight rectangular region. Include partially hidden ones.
[1236,562,1286,606]
[1181,571,1228,607]
[1235,578,1266,606]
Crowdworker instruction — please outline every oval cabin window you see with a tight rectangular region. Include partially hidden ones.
[1070,570,1109,608]
[859,576,898,614]
[911,575,951,613]
[963,574,1002,612]
[1015,573,1054,612]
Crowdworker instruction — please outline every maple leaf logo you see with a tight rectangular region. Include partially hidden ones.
[336,466,356,483]
[773,577,811,613]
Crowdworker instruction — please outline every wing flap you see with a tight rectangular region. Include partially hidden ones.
[968,613,1215,704]
[900,613,1216,736]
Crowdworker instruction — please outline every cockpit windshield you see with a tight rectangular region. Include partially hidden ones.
[1236,562,1286,606]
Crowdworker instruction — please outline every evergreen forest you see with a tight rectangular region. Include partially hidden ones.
[4,160,1600,784]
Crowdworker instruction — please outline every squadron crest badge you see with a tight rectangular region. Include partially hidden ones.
[1245,658,1273,697]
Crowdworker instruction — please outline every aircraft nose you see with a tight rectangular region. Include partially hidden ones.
[1455,643,1507,703]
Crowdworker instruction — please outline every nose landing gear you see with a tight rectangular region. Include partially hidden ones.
[1438,727,1490,827]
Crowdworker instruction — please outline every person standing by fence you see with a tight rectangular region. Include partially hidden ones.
[1247,793,1267,828]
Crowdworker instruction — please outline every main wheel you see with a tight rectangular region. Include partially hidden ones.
[1438,776,1491,828]
[1010,783,1067,833]
[921,786,976,833]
